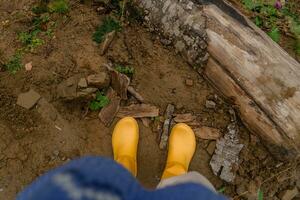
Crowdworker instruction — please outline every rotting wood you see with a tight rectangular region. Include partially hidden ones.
[128,86,144,103]
[173,113,196,123]
[117,104,159,118]
[99,88,121,126]
[210,123,244,183]
[111,69,130,100]
[204,59,294,159]
[159,104,175,150]
[194,126,221,140]
[135,0,300,159]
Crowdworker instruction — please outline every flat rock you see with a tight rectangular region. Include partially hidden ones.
[78,78,87,88]
[57,77,78,100]
[76,88,98,98]
[87,72,110,89]
[117,104,159,118]
[17,89,41,109]
[174,113,196,123]
[194,126,221,140]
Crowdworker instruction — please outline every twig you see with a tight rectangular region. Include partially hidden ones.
[121,0,127,23]
[261,166,294,185]
[232,191,249,200]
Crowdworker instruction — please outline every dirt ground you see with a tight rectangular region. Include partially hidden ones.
[0,1,299,200]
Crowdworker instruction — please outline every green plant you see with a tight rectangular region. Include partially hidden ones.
[217,187,226,193]
[48,0,69,14]
[89,91,110,111]
[32,14,50,29]
[115,65,134,77]
[32,4,48,15]
[254,16,263,27]
[18,31,44,51]
[267,27,280,43]
[242,0,262,11]
[5,53,22,74]
[93,17,121,43]
[257,188,263,200]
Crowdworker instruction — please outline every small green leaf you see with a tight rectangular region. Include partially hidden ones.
[93,17,121,44]
[89,91,110,111]
[218,187,226,193]
[257,188,263,200]
[5,53,22,74]
[254,16,263,27]
[267,27,280,43]
[115,65,134,77]
[48,0,69,14]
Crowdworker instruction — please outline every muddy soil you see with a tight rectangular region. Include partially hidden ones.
[0,1,299,200]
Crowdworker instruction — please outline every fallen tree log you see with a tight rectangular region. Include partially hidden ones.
[136,0,300,159]
[203,3,300,159]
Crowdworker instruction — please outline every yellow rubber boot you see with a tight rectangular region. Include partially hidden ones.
[161,123,196,180]
[112,117,139,177]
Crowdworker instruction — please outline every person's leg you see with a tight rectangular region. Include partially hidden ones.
[159,123,216,192]
[112,117,139,177]
[157,171,216,192]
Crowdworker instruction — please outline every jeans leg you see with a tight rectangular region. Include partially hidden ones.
[157,171,216,192]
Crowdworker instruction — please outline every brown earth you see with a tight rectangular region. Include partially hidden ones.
[0,1,299,200]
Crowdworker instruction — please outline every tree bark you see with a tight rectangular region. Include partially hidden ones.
[136,0,300,159]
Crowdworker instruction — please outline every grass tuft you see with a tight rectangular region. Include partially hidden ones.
[93,17,121,43]
[48,0,69,14]
[5,53,22,74]
[115,64,134,77]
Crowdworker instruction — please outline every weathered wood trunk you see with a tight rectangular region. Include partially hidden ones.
[136,0,300,160]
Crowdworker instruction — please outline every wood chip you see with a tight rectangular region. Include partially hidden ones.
[99,88,121,126]
[159,104,175,150]
[117,104,159,118]
[194,126,221,140]
[111,70,130,100]
[128,86,144,103]
[174,113,196,123]
[100,31,116,55]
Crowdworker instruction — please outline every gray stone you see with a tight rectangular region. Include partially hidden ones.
[17,89,41,109]
[77,88,98,98]
[87,73,110,89]
[57,76,80,100]
[206,100,216,109]
[78,78,87,88]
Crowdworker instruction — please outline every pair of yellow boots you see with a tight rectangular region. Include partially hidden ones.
[112,117,196,180]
